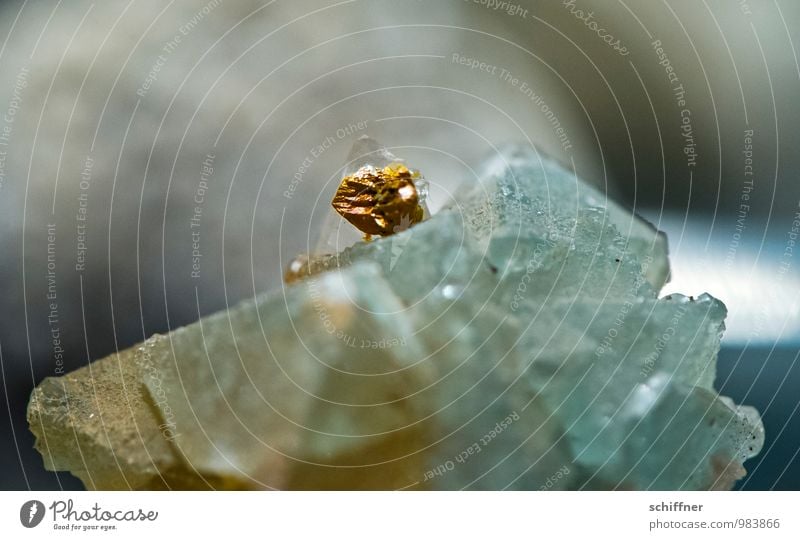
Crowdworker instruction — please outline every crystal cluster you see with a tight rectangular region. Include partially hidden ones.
[28,143,763,490]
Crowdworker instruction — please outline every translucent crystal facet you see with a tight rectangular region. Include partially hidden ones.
[28,143,762,490]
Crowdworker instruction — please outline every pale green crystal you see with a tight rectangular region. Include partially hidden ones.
[28,143,762,490]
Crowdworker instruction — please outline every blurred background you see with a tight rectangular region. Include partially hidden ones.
[0,0,797,489]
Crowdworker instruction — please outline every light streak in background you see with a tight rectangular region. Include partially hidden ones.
[643,212,800,345]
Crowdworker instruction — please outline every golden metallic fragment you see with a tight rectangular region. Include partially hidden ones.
[283,253,338,284]
[332,163,424,237]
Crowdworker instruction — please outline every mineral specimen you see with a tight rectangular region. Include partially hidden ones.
[332,163,424,237]
[28,140,763,490]
[331,137,428,237]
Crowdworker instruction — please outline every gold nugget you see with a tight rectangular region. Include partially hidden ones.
[331,163,424,237]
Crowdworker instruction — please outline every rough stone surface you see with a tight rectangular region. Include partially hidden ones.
[28,144,763,490]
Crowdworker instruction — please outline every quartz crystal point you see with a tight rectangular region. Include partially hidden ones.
[28,143,763,490]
